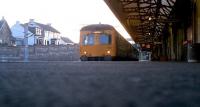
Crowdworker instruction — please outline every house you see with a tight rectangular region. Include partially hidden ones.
[11,19,61,46]
[59,36,74,45]
[0,17,14,46]
[10,21,27,45]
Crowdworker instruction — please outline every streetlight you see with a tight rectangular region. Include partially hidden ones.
[24,24,34,62]
[24,25,29,62]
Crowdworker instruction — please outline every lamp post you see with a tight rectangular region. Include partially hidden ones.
[24,25,29,62]
[24,23,35,62]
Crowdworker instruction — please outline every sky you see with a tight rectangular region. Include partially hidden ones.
[0,0,132,43]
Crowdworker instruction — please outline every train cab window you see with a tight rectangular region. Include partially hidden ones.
[82,34,94,45]
[99,34,111,45]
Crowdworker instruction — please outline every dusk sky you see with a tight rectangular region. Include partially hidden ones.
[0,0,131,43]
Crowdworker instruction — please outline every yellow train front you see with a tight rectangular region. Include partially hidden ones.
[79,24,138,61]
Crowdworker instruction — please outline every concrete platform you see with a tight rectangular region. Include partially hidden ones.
[0,61,199,107]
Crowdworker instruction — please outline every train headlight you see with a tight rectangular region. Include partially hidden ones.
[107,50,111,54]
[84,51,87,54]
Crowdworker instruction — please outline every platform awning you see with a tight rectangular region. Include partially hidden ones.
[104,0,176,44]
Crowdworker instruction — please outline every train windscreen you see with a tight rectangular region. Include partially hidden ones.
[82,34,94,45]
[99,34,111,45]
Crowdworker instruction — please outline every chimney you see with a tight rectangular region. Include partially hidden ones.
[2,16,5,20]
[16,21,20,24]
[47,23,51,26]
[29,19,34,23]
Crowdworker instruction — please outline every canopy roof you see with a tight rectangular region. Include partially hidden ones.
[104,0,176,44]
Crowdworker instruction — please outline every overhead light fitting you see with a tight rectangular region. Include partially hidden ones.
[148,17,152,21]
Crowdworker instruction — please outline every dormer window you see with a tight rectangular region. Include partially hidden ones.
[36,27,42,35]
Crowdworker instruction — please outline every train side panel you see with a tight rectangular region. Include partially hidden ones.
[115,31,139,60]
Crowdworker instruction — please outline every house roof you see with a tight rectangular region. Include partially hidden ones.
[23,22,60,33]
[61,37,73,43]
[0,18,15,40]
[35,22,60,33]
[0,19,5,30]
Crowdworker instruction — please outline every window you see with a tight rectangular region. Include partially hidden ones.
[36,27,42,35]
[82,34,94,45]
[99,34,111,44]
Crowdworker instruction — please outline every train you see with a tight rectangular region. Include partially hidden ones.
[79,24,139,61]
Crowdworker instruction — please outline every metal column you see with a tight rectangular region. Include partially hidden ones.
[169,24,175,60]
[197,0,200,43]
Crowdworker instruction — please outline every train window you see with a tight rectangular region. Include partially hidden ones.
[99,34,111,45]
[82,34,94,45]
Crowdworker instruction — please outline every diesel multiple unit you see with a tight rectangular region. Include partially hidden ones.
[79,24,138,61]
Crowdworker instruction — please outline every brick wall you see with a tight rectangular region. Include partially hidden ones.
[0,45,80,61]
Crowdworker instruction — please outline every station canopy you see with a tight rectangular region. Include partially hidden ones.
[104,0,176,44]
